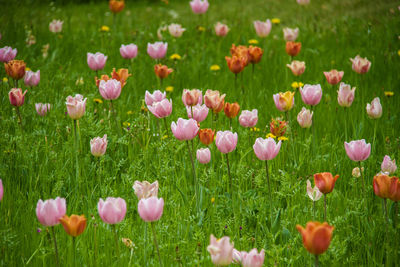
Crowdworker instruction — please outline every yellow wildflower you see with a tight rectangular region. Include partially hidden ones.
[93,98,103,104]
[166,86,174,92]
[299,82,304,87]
[384,91,394,97]
[291,82,299,89]
[210,65,220,71]
[266,133,276,139]
[271,18,280,24]
[197,26,206,32]
[248,39,259,45]
[252,127,260,132]
[278,136,289,141]
[26,67,31,71]
[398,50,400,56]
[211,197,215,203]
[3,77,8,83]
[100,25,110,32]
[170,54,181,60]
[123,121,131,127]
[162,135,168,140]
[127,110,134,115]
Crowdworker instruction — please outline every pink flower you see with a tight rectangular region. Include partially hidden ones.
[323,69,344,85]
[241,248,265,267]
[24,70,40,87]
[381,155,397,175]
[344,139,371,162]
[120,44,138,59]
[182,89,202,106]
[99,79,121,100]
[207,235,234,266]
[49,19,63,33]
[35,103,51,116]
[337,82,355,107]
[66,94,87,120]
[138,196,164,222]
[145,90,166,106]
[253,137,281,161]
[187,104,209,122]
[147,42,168,59]
[0,46,17,62]
[350,55,371,74]
[286,60,305,76]
[87,52,107,71]
[9,88,27,107]
[215,22,229,37]
[253,20,272,37]
[300,84,322,106]
[215,131,238,154]
[97,197,127,224]
[197,148,211,164]
[171,118,199,141]
[168,24,186,38]
[90,134,108,157]
[297,107,313,128]
[148,99,173,118]
[307,180,323,201]
[133,180,159,200]
[36,197,66,226]
[366,97,382,119]
[297,0,310,5]
[239,109,258,128]
[283,27,299,41]
[190,0,209,14]
[0,179,3,202]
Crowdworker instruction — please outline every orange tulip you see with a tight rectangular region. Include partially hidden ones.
[109,0,125,14]
[248,46,263,64]
[389,176,400,202]
[111,68,131,88]
[224,102,240,119]
[296,221,334,255]
[154,64,173,79]
[199,129,215,146]
[314,172,339,194]
[285,41,301,57]
[4,60,26,80]
[59,214,87,237]
[225,56,245,74]
[373,174,393,199]
[230,44,250,66]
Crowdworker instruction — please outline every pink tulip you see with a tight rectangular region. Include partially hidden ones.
[337,82,355,107]
[133,180,159,200]
[120,44,138,59]
[182,89,202,106]
[171,118,199,140]
[350,55,371,74]
[286,60,305,76]
[297,107,313,128]
[145,90,166,106]
[0,179,3,202]
[344,139,371,162]
[215,131,238,154]
[381,155,397,174]
[297,0,310,5]
[36,197,66,226]
[207,235,234,266]
[366,97,382,119]
[241,248,265,267]
[90,134,108,157]
[300,84,322,106]
[49,19,63,33]
[138,196,164,222]
[215,22,229,37]
[147,42,168,59]
[283,27,299,41]
[187,104,209,122]
[148,99,173,118]
[0,46,17,62]
[35,103,51,116]
[190,0,209,14]
[253,20,272,37]
[253,137,281,161]
[168,23,186,38]
[239,109,258,128]
[197,148,211,164]
[99,79,121,100]
[66,94,86,120]
[307,180,323,201]
[323,69,344,85]
[9,88,27,107]
[98,197,127,224]
[24,70,40,87]
[87,52,107,71]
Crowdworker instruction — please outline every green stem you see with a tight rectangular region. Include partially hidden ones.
[315,254,319,267]
[151,222,163,267]
[359,161,365,193]
[186,141,198,209]
[162,118,169,136]
[15,106,23,132]
[324,194,327,221]
[112,225,120,257]
[395,201,398,229]
[51,227,60,267]
[383,198,389,224]
[110,100,121,136]
[265,160,273,225]
[226,153,232,195]
[72,237,76,267]
[73,120,80,185]
[313,200,315,220]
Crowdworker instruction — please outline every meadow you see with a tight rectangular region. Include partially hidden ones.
[0,0,399,266]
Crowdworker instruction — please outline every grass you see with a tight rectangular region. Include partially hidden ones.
[0,0,399,266]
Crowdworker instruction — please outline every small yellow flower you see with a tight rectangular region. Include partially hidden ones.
[141,105,148,113]
[252,127,260,132]
[211,197,215,203]
[248,39,259,45]
[123,121,131,127]
[162,135,168,140]
[26,67,31,71]
[250,128,254,132]
[3,77,8,83]
[278,136,289,141]
[197,26,206,32]
[166,86,174,92]
[75,77,84,86]
[384,91,394,97]
[271,18,281,24]
[127,110,134,115]
[210,65,220,71]
[100,25,110,32]
[266,133,276,139]
[94,98,103,104]
[397,50,400,56]
[170,54,181,60]
[299,82,304,87]
[291,82,299,89]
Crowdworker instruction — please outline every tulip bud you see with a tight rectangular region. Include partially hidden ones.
[36,197,66,226]
[366,97,382,119]
[215,130,238,154]
[350,55,371,74]
[239,109,258,128]
[224,102,240,118]
[120,44,138,59]
[324,69,344,85]
[182,89,202,106]
[59,214,87,237]
[207,235,234,266]
[297,107,313,128]
[154,64,173,79]
[24,70,40,87]
[138,196,164,222]
[109,0,125,13]
[147,42,168,59]
[225,56,245,74]
[87,52,107,71]
[66,94,87,120]
[273,91,295,112]
[133,180,159,200]
[4,60,26,80]
[381,155,397,175]
[285,41,301,57]
[344,139,371,162]
[373,174,392,199]
[190,0,209,14]
[300,84,322,106]
[90,135,108,157]
[296,221,334,255]
[286,60,305,76]
[314,172,339,194]
[389,177,400,202]
[214,22,229,37]
[196,148,211,164]
[35,103,51,116]
[204,90,226,113]
[337,82,355,107]
[98,197,127,224]
[248,46,263,64]
[9,88,27,107]
[198,128,215,146]
[253,20,272,37]
[168,23,186,38]
[283,27,299,41]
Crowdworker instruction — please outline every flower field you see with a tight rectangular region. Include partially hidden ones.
[0,0,399,266]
